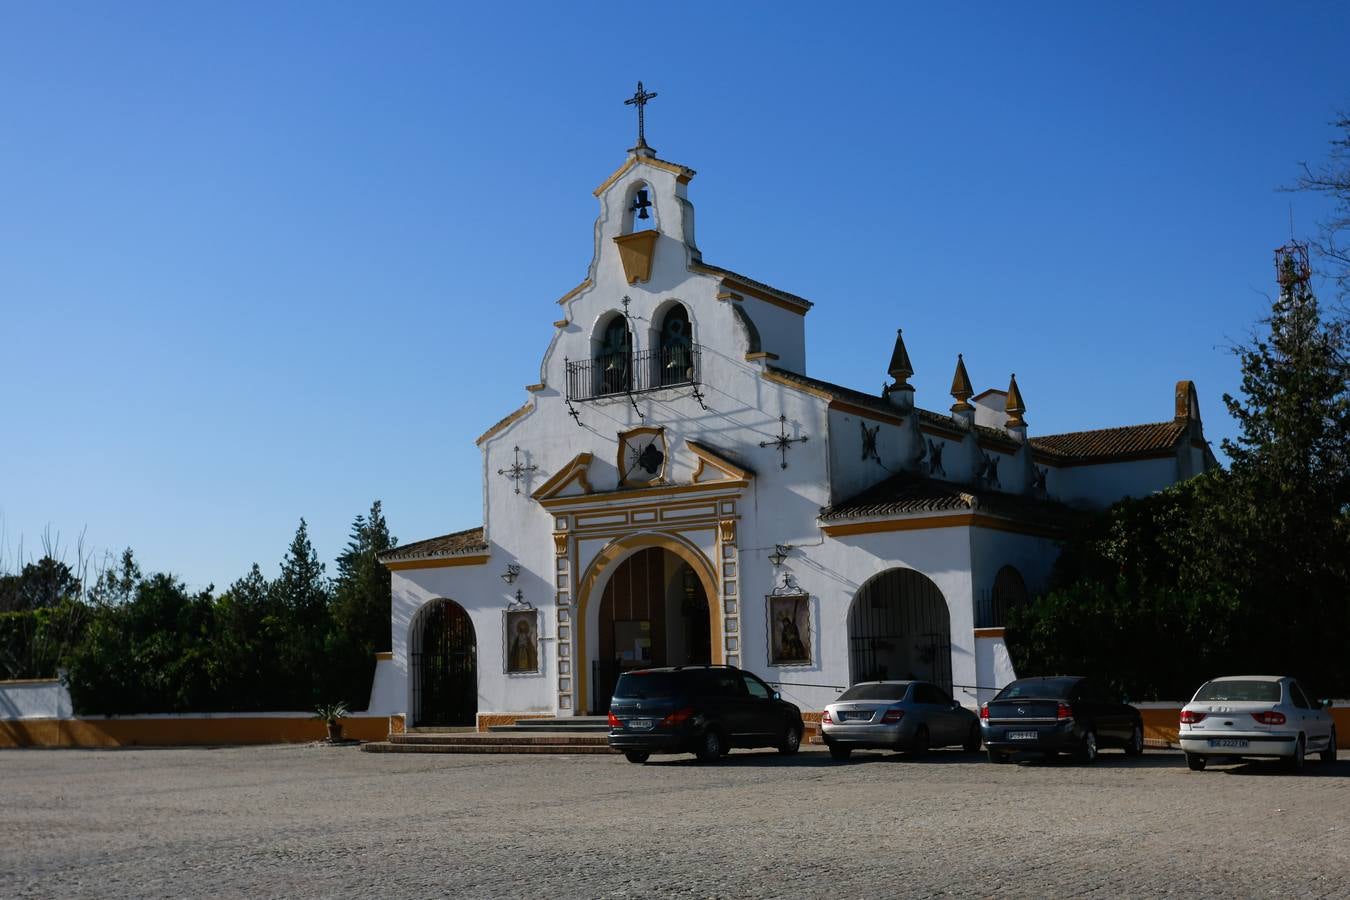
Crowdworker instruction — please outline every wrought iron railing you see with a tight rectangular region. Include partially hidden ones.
[565,345,702,402]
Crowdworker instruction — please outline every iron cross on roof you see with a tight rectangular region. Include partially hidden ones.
[624,81,657,151]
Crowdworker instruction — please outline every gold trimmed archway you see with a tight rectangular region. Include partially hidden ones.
[575,531,722,713]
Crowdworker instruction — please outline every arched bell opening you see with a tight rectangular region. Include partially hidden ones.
[592,312,633,396]
[652,301,696,388]
[409,598,478,727]
[847,569,952,693]
[623,180,656,234]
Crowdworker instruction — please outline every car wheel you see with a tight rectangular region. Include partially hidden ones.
[828,744,852,761]
[695,728,724,764]
[1321,728,1338,764]
[1076,729,1098,764]
[1185,752,1206,771]
[963,723,982,753]
[1285,734,1306,773]
[1124,724,1144,757]
[986,747,1006,764]
[778,724,802,755]
[910,725,931,757]
[623,750,649,764]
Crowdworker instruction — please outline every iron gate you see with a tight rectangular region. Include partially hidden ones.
[847,569,952,694]
[411,600,477,727]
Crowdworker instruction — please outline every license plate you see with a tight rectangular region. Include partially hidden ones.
[1209,738,1248,748]
[1007,731,1039,741]
[842,712,872,722]
[628,719,654,731]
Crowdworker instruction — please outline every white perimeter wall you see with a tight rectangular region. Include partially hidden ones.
[0,680,72,719]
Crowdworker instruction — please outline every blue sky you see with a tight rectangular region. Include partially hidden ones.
[2,3,1347,591]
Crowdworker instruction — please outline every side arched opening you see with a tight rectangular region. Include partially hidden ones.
[847,569,952,693]
[410,599,478,727]
[978,565,1029,628]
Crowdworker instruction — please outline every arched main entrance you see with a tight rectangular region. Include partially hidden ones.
[582,541,718,713]
[848,569,952,693]
[410,599,477,727]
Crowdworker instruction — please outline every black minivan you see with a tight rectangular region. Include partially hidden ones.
[607,665,805,764]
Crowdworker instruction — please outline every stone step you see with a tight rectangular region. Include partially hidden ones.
[488,723,609,733]
[391,731,609,747]
[408,726,477,734]
[362,741,614,755]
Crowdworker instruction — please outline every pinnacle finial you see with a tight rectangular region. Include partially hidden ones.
[1005,373,1027,428]
[950,353,974,413]
[887,328,914,386]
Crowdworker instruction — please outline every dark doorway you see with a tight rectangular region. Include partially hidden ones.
[592,547,711,712]
[848,569,952,693]
[411,599,477,727]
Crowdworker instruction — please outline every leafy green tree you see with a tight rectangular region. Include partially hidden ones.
[1009,253,1350,697]
[327,501,397,707]
[1294,113,1350,295]
[269,519,333,707]
[209,564,279,710]
[88,548,142,606]
[64,573,217,714]
[0,556,82,612]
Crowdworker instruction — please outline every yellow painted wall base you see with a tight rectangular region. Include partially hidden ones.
[0,715,395,749]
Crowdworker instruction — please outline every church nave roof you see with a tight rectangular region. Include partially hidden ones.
[819,472,1080,530]
[378,527,488,564]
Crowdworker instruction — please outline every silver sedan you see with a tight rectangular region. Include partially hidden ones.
[821,680,982,760]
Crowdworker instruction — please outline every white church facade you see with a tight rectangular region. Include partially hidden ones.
[375,119,1216,729]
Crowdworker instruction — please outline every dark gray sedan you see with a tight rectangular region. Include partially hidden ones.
[820,680,982,760]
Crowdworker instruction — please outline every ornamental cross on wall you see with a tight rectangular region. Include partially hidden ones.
[760,415,808,469]
[497,445,539,495]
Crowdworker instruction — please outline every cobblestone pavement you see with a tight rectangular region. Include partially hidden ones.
[2,744,1347,898]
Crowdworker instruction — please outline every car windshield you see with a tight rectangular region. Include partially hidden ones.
[838,683,909,702]
[613,672,681,699]
[995,677,1078,700]
[1194,680,1282,703]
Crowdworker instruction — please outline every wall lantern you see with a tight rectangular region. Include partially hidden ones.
[768,544,791,567]
[501,564,520,585]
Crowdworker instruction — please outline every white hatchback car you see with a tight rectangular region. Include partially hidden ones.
[1178,675,1337,772]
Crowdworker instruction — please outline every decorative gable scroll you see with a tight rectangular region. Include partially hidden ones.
[689,440,755,484]
[530,452,594,501]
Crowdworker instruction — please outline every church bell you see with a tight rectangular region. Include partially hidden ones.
[631,189,652,220]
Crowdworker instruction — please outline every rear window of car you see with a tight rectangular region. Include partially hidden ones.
[613,672,682,699]
[838,683,910,701]
[995,677,1079,700]
[1193,680,1282,703]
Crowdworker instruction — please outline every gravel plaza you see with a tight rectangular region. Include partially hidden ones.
[2,744,1348,898]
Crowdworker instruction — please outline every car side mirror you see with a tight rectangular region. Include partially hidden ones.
[771,691,781,701]
[1318,698,1332,710]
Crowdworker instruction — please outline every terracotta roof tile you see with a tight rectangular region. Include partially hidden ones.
[1030,421,1187,460]
[820,473,1079,528]
[378,527,487,563]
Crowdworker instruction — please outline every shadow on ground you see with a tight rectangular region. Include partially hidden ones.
[640,748,1350,776]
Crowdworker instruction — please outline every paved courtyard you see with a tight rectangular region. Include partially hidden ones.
[1,744,1347,898]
